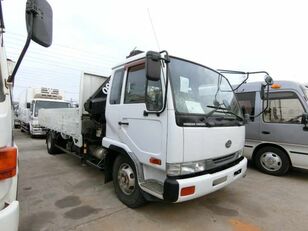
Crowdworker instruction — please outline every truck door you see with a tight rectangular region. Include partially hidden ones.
[107,63,167,171]
[260,91,308,166]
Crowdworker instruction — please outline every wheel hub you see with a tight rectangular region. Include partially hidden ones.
[260,152,282,171]
[117,163,135,195]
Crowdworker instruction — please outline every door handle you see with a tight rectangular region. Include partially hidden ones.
[118,121,129,126]
[262,131,271,134]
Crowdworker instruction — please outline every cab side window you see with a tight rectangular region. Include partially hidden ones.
[124,64,146,104]
[263,92,305,124]
[110,69,124,104]
[124,63,163,109]
[236,92,256,121]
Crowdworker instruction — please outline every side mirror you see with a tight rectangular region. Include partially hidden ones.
[264,75,273,85]
[26,0,53,47]
[302,113,308,131]
[146,51,161,81]
[8,0,53,84]
[26,103,31,109]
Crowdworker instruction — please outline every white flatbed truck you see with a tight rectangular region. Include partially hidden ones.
[39,51,248,207]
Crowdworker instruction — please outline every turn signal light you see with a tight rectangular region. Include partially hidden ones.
[0,147,17,180]
[149,157,161,165]
[180,186,195,196]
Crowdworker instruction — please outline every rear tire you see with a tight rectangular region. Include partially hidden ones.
[46,132,61,155]
[112,155,146,208]
[254,146,290,176]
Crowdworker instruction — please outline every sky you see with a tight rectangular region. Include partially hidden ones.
[2,0,308,101]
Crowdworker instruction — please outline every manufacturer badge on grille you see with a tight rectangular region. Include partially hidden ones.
[225,140,232,148]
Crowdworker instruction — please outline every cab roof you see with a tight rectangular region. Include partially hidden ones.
[235,80,305,93]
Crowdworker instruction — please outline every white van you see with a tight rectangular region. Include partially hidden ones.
[235,81,308,175]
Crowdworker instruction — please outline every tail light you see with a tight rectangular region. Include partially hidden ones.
[0,147,17,180]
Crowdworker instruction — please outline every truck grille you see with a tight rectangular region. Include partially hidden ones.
[213,153,236,164]
[205,152,238,170]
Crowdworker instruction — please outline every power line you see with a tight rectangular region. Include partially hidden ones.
[5,47,114,70]
[5,31,121,62]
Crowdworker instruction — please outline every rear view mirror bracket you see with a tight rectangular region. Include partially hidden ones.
[144,50,170,116]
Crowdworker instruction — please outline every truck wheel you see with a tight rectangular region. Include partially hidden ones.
[254,146,290,176]
[46,132,61,155]
[112,155,146,208]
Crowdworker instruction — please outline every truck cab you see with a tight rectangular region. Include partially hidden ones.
[103,52,247,205]
[0,0,52,229]
[40,51,247,207]
[236,81,308,175]
[19,88,71,136]
[0,25,19,231]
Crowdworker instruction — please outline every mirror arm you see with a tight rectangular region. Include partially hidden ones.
[7,14,33,85]
[251,84,270,119]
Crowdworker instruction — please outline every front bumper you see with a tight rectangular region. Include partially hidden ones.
[31,127,48,135]
[0,201,19,231]
[163,157,247,202]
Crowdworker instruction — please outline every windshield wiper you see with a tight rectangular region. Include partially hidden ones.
[207,105,244,122]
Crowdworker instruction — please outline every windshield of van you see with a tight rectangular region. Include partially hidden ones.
[168,58,242,121]
[34,101,70,117]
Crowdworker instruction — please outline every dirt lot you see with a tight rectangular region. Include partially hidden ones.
[15,130,308,231]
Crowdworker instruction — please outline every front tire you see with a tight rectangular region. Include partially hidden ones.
[112,155,146,208]
[254,146,290,176]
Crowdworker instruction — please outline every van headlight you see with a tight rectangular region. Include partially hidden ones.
[167,161,206,176]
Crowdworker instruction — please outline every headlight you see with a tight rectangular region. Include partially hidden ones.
[31,119,40,128]
[235,149,243,158]
[167,160,206,176]
[167,149,244,176]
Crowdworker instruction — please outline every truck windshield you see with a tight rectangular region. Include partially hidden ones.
[168,57,242,121]
[34,101,70,117]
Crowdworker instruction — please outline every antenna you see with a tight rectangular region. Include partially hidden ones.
[147,8,161,51]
